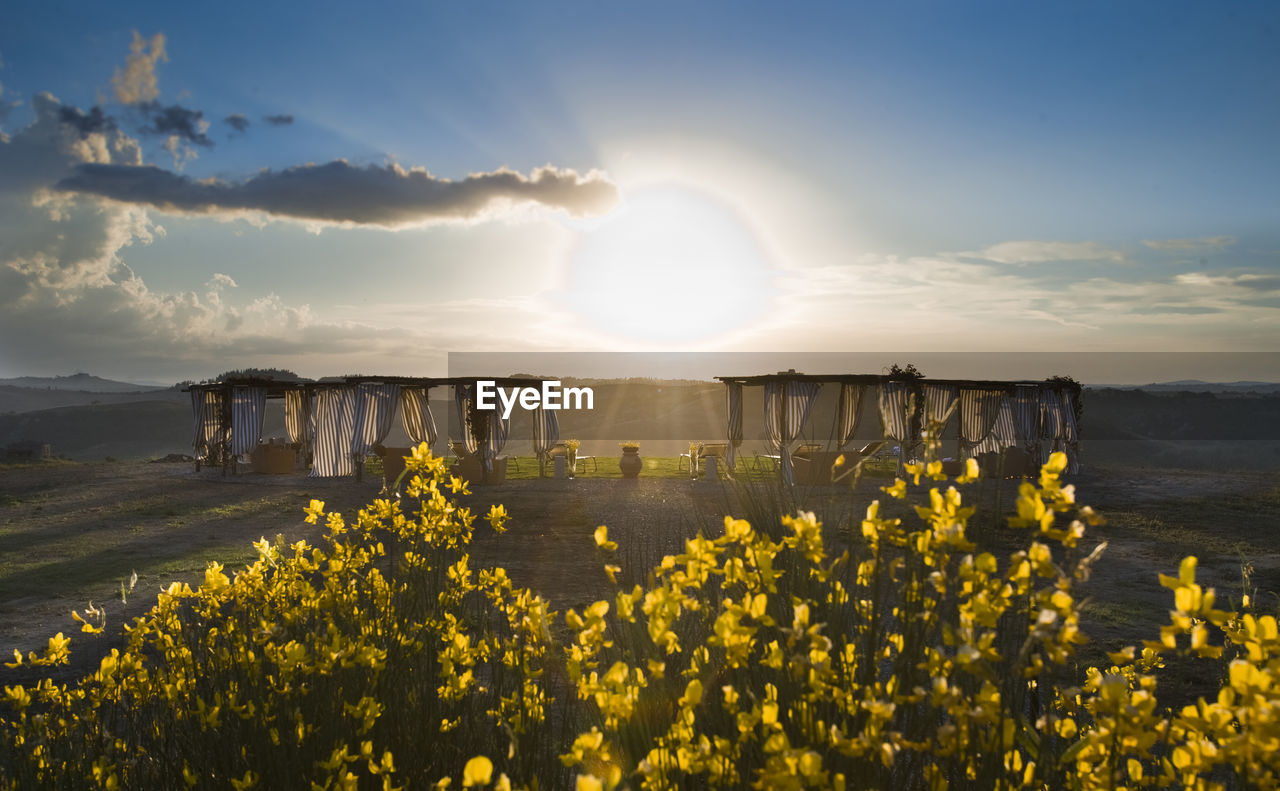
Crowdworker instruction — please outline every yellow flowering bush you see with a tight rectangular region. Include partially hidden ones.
[564,454,1280,790]
[0,447,554,789]
[2,448,1278,790]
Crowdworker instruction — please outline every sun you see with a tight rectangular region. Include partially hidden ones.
[565,184,773,344]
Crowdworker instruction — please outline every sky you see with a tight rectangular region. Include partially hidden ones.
[1,1,1278,384]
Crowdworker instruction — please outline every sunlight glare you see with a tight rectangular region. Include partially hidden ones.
[566,185,772,344]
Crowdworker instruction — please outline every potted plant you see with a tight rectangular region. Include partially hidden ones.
[566,438,581,478]
[619,441,642,479]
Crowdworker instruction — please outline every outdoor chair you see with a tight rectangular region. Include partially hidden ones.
[542,442,572,476]
[753,452,781,472]
[794,443,822,459]
[697,442,733,478]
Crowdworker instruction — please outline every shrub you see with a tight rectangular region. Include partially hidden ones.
[1,448,556,789]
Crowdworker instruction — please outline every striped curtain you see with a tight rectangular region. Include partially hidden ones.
[452,383,508,471]
[1041,388,1080,472]
[351,383,400,456]
[532,405,559,459]
[483,412,511,472]
[310,386,356,477]
[879,381,920,470]
[923,383,958,429]
[836,383,864,450]
[1011,385,1042,459]
[764,380,821,485]
[190,386,205,451]
[958,387,1004,459]
[190,387,226,460]
[284,388,311,450]
[1039,389,1063,467]
[1061,388,1081,473]
[454,384,478,455]
[978,395,1018,456]
[231,386,267,457]
[726,383,744,473]
[400,386,438,447]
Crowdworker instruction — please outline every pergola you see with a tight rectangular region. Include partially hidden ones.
[714,371,1082,484]
[185,375,562,479]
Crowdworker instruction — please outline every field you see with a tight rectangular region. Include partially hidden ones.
[2,453,1276,690]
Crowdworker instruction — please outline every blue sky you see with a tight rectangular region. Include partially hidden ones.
[1,1,1277,382]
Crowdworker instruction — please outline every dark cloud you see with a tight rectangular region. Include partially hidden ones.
[263,114,294,126]
[140,102,212,147]
[57,105,117,137]
[224,113,249,133]
[57,160,621,227]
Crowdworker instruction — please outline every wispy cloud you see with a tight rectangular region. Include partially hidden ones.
[263,114,293,126]
[1142,236,1236,252]
[223,113,249,133]
[110,31,167,105]
[763,250,1280,352]
[964,240,1124,264]
[58,160,621,227]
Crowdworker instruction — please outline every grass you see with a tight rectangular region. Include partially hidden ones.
[0,488,306,607]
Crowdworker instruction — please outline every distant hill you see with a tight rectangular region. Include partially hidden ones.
[0,385,188,415]
[0,373,169,393]
[1091,380,1280,394]
[0,400,283,461]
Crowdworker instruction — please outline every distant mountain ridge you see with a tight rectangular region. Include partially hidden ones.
[0,373,168,393]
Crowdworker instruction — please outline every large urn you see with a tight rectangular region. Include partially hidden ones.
[619,446,642,479]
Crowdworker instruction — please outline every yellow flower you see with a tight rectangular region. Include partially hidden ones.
[303,498,326,524]
[462,755,493,787]
[881,478,908,500]
[4,684,31,710]
[486,504,510,533]
[594,525,618,552]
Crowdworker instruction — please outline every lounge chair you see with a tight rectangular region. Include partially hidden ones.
[697,442,733,478]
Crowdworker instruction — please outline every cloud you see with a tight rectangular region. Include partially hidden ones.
[263,114,294,126]
[0,93,447,380]
[1174,272,1280,292]
[111,31,167,105]
[0,93,610,379]
[223,113,249,133]
[58,105,116,136]
[57,160,622,227]
[140,102,212,147]
[1129,305,1224,315]
[965,240,1124,264]
[761,248,1280,353]
[0,80,19,127]
[1142,236,1236,252]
